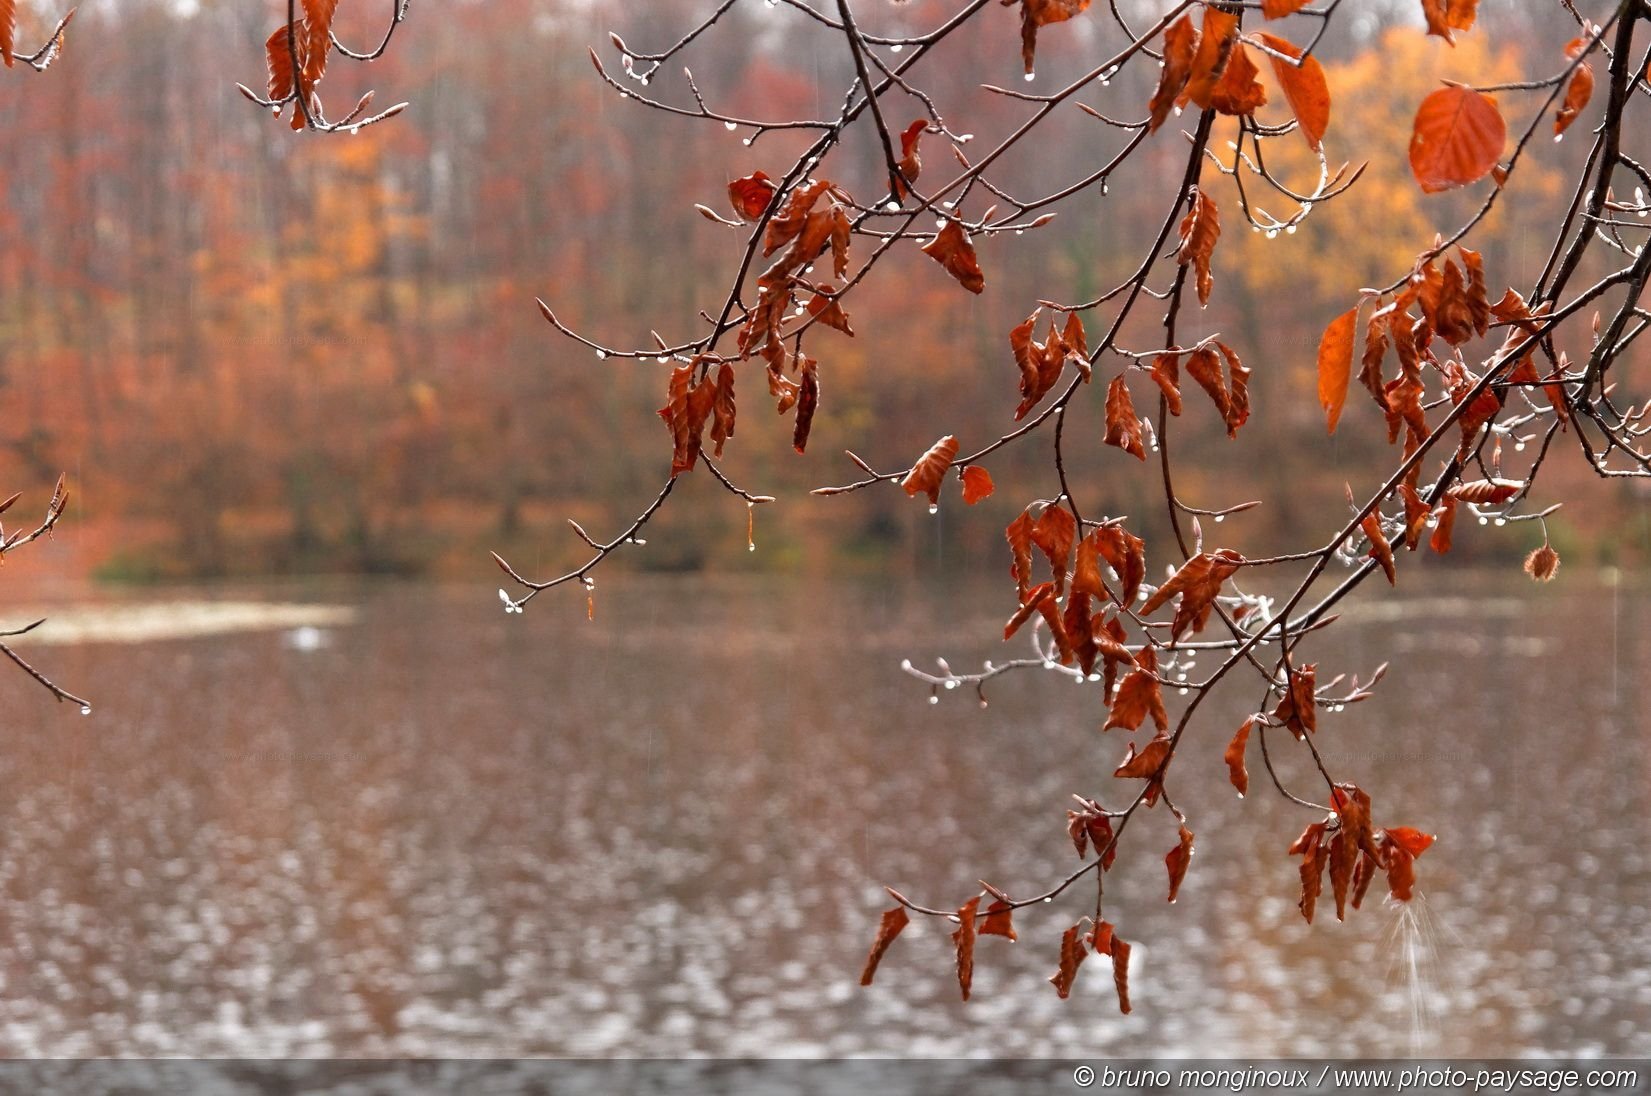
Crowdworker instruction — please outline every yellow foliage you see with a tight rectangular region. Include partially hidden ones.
[1226,27,1561,300]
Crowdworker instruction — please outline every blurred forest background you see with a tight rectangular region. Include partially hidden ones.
[0,0,1644,584]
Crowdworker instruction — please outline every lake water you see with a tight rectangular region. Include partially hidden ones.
[0,572,1646,1057]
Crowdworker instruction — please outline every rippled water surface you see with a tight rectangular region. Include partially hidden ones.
[0,573,1646,1057]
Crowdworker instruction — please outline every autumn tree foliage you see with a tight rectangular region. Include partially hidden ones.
[487,0,1651,1014]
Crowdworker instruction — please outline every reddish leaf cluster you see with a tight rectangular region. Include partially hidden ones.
[1010,310,1090,420]
[1290,784,1435,922]
[264,0,341,130]
[1048,920,1131,1014]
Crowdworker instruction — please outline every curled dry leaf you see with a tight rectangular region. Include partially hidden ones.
[793,359,820,454]
[1111,937,1132,1014]
[659,363,719,476]
[1031,503,1077,595]
[1176,189,1220,306]
[1225,717,1255,796]
[860,905,910,986]
[921,220,985,294]
[1049,923,1087,999]
[1409,85,1505,194]
[1147,15,1197,134]
[1421,0,1480,44]
[952,896,980,1001]
[1016,0,1092,76]
[1449,478,1522,505]
[1184,343,1250,436]
[1139,548,1245,642]
[902,435,960,504]
[728,171,777,222]
[1004,582,1055,641]
[1103,375,1146,460]
[1010,310,1089,420]
[1317,306,1358,434]
[1524,543,1560,582]
[960,465,995,504]
[979,900,1017,941]
[1114,732,1171,806]
[805,286,854,336]
[896,119,926,198]
[1165,825,1195,903]
[1105,655,1168,733]
[709,364,737,458]
[1272,663,1317,739]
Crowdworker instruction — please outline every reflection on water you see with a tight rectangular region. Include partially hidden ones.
[0,573,1646,1056]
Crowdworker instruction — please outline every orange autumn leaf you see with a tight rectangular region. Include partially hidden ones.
[921,220,985,294]
[1103,375,1146,460]
[1165,824,1194,903]
[1262,0,1310,16]
[727,171,777,222]
[1151,352,1183,415]
[1147,14,1197,134]
[1176,189,1220,306]
[1317,306,1358,434]
[1114,732,1171,806]
[1139,549,1245,641]
[1385,826,1437,859]
[1362,510,1396,584]
[1225,717,1254,796]
[1555,39,1594,136]
[1049,923,1087,998]
[1256,32,1330,150]
[960,465,995,504]
[1004,582,1056,641]
[300,0,338,87]
[1006,509,1037,598]
[859,905,910,986]
[1409,85,1505,194]
[1182,8,1239,110]
[1430,495,1459,553]
[1105,659,1168,733]
[902,435,959,504]
[0,0,13,67]
[805,286,854,336]
[1397,483,1431,550]
[1420,0,1479,43]
[1209,42,1267,117]
[952,896,979,1001]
